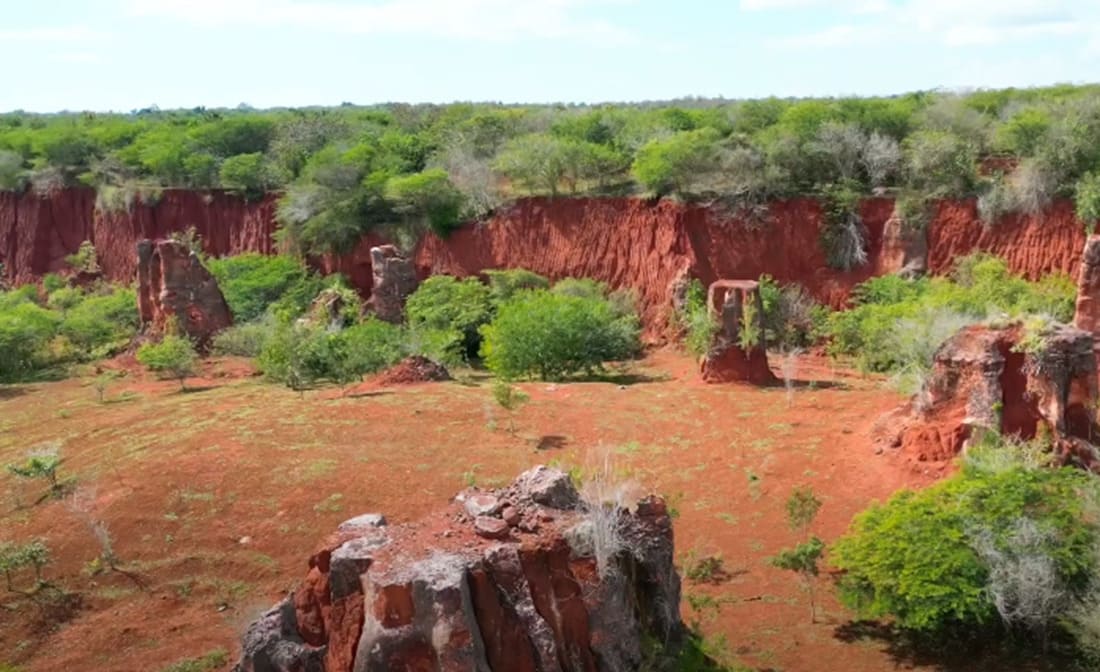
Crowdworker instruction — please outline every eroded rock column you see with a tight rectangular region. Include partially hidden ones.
[369,245,418,323]
[135,239,232,350]
[700,280,776,385]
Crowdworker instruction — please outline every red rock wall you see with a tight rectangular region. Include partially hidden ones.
[0,188,1090,337]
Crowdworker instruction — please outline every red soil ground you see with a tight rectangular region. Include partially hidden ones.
[0,351,1032,671]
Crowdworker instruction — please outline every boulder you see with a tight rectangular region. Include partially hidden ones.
[136,239,232,351]
[369,245,417,323]
[699,280,776,385]
[234,466,683,672]
[886,323,1099,467]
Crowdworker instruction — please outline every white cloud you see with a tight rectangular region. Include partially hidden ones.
[127,0,637,44]
[764,0,1100,49]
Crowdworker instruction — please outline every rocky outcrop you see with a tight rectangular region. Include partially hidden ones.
[235,466,683,672]
[368,245,417,323]
[136,239,232,350]
[876,206,928,278]
[1075,236,1100,347]
[700,280,776,385]
[886,323,1099,467]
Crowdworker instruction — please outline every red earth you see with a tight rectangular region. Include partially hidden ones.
[0,350,988,672]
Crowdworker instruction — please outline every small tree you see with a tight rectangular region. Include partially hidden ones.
[64,240,100,274]
[1076,172,1100,234]
[491,380,529,435]
[0,539,51,593]
[92,371,119,403]
[7,443,66,502]
[770,487,824,622]
[136,333,198,391]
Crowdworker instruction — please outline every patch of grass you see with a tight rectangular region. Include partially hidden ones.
[158,648,228,672]
[300,458,337,481]
[313,493,344,513]
[683,550,729,584]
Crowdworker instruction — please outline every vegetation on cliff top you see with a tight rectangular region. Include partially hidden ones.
[5,84,1100,256]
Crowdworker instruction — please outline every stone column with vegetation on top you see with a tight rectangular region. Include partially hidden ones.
[700,279,776,385]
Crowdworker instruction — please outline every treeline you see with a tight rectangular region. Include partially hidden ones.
[4,85,1100,263]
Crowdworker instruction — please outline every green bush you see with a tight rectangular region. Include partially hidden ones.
[211,320,276,358]
[384,168,465,236]
[678,279,716,357]
[832,446,1098,634]
[205,254,322,322]
[58,287,139,358]
[484,268,550,306]
[137,333,198,390]
[824,254,1075,373]
[759,275,826,350]
[0,298,60,381]
[219,152,280,195]
[1076,172,1100,234]
[479,288,640,380]
[257,317,405,390]
[405,275,491,358]
[631,128,722,196]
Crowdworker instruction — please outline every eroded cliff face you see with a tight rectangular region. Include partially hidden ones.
[0,188,1091,339]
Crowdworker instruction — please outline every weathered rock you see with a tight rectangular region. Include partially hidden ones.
[234,466,683,672]
[306,286,357,331]
[459,492,502,518]
[885,323,1100,467]
[877,207,928,278]
[136,239,232,351]
[474,516,510,539]
[699,280,776,385]
[1075,235,1100,349]
[369,245,417,323]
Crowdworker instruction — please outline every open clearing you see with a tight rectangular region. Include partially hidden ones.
[0,350,999,671]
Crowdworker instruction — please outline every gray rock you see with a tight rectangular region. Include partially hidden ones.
[511,466,579,510]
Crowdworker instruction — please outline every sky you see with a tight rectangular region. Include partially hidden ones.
[2,0,1099,112]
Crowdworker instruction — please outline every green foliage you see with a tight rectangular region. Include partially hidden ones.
[384,168,465,236]
[785,487,822,535]
[257,317,405,391]
[631,128,721,197]
[58,286,140,358]
[820,180,868,270]
[1076,172,1100,234]
[758,275,825,349]
[832,459,1098,633]
[770,537,825,577]
[136,333,198,390]
[7,445,63,496]
[64,240,100,274]
[824,254,1075,373]
[205,254,322,322]
[0,538,51,592]
[211,320,276,358]
[903,130,978,197]
[484,268,550,306]
[491,380,530,434]
[679,279,717,357]
[405,275,491,358]
[0,297,60,381]
[41,273,65,294]
[218,152,280,195]
[479,288,641,380]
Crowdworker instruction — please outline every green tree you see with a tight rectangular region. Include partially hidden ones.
[770,487,825,622]
[479,289,640,380]
[405,276,491,358]
[219,152,279,195]
[631,128,722,197]
[136,333,198,390]
[384,168,465,236]
[491,380,529,434]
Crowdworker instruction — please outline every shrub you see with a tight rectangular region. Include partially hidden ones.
[484,268,549,306]
[7,443,66,501]
[631,128,722,197]
[46,286,83,313]
[1076,172,1100,234]
[205,254,320,322]
[0,538,51,592]
[384,168,465,236]
[257,318,405,391]
[903,130,977,197]
[218,152,280,195]
[211,319,276,358]
[679,279,717,357]
[759,275,825,350]
[0,298,60,381]
[0,149,26,191]
[137,333,198,390]
[820,181,868,271]
[832,458,1098,634]
[65,240,100,274]
[256,322,324,392]
[341,318,406,377]
[405,275,492,358]
[58,287,139,358]
[491,380,529,434]
[479,289,640,380]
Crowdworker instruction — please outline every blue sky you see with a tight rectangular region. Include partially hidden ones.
[3,0,1099,112]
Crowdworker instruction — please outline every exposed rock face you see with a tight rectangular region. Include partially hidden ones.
[1074,236,1100,347]
[876,207,928,278]
[369,245,418,323]
[235,466,683,672]
[136,239,232,350]
[887,323,1099,467]
[700,280,776,385]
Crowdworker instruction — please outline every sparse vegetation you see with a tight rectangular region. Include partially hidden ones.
[491,380,529,435]
[137,333,198,391]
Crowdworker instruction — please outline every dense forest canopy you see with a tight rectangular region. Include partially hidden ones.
[4,84,1100,256]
